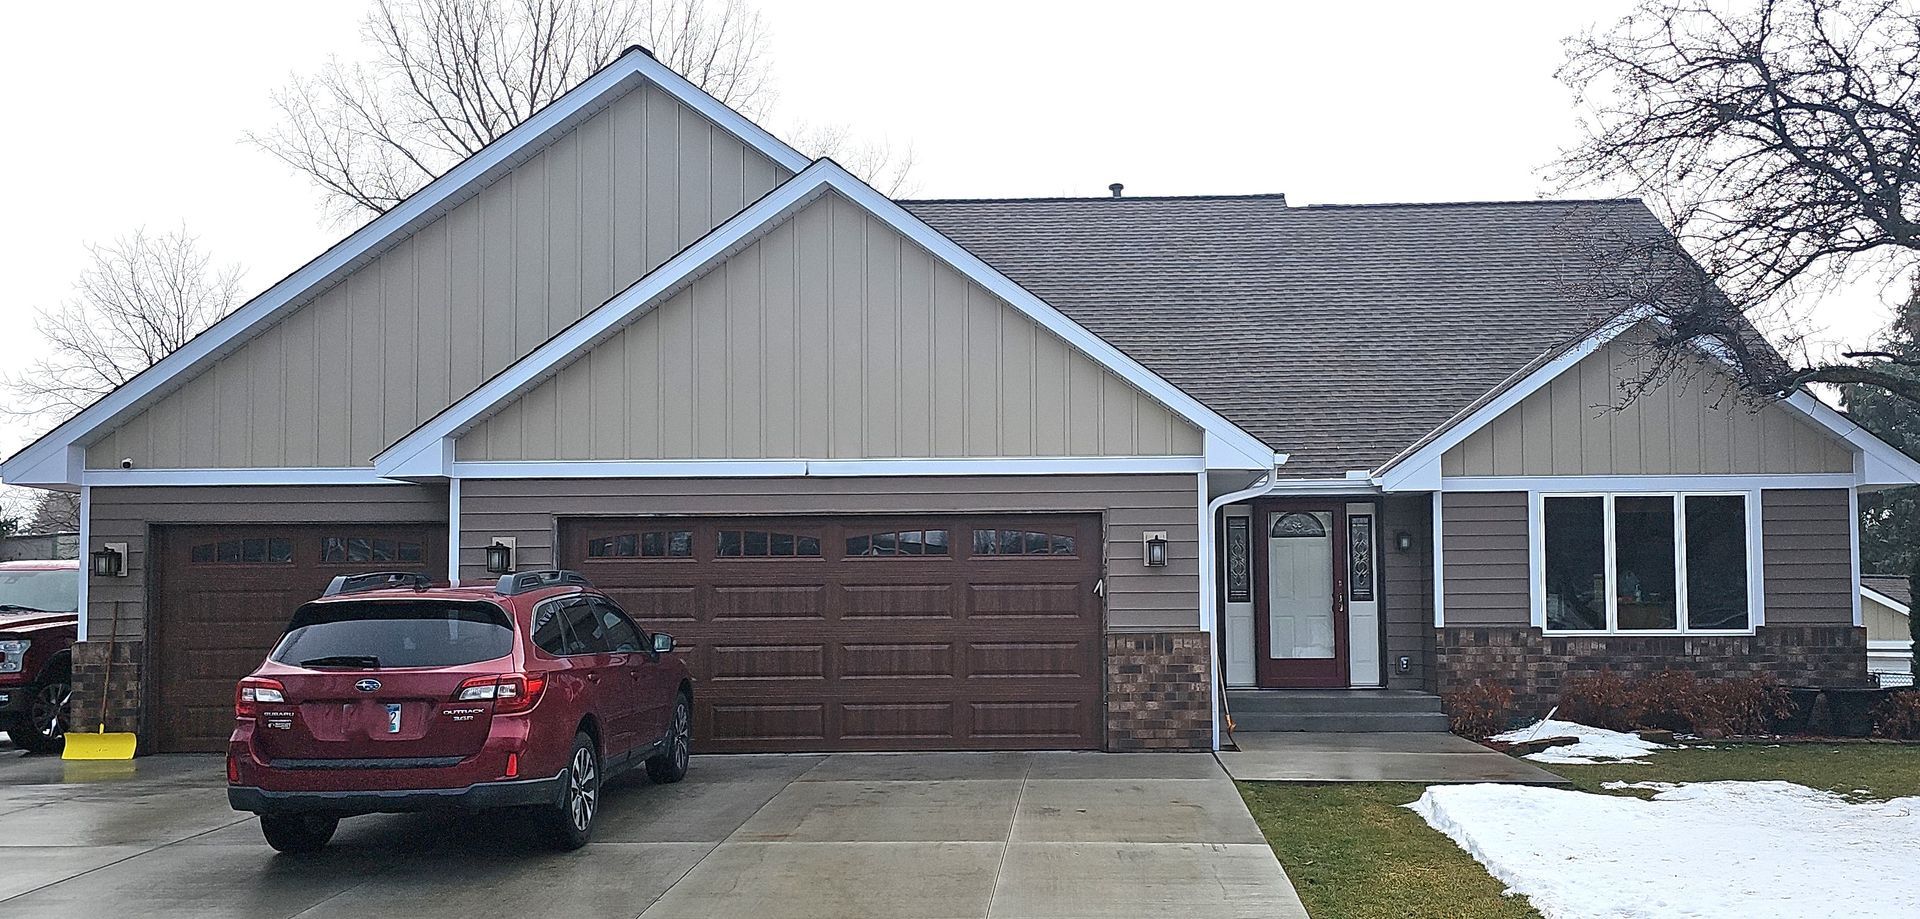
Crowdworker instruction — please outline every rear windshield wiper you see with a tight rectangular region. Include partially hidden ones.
[0,604,53,613]
[298,654,382,669]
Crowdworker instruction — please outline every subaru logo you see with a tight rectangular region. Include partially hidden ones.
[355,679,382,693]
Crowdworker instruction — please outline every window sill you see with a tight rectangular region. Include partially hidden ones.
[1541,629,1758,638]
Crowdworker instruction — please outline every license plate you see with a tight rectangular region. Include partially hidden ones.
[386,703,403,734]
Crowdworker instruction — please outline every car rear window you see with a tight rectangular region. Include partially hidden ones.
[0,568,79,614]
[271,600,514,669]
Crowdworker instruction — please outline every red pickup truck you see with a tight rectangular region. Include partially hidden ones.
[0,560,79,754]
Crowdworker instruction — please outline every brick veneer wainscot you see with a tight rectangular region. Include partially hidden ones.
[68,639,145,736]
[1105,631,1212,751]
[1436,625,1870,711]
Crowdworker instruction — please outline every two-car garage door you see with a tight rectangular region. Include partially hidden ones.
[562,514,1105,752]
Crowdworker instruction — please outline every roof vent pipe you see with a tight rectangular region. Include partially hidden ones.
[1109,183,1124,198]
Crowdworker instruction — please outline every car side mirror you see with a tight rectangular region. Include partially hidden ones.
[651,633,674,654]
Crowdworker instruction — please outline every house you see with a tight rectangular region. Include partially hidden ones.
[1861,575,1914,687]
[7,47,1917,755]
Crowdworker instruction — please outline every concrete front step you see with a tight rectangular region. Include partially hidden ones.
[1229,711,1452,733]
[1226,689,1444,715]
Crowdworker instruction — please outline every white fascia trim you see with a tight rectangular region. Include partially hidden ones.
[378,159,1279,477]
[1862,586,1911,618]
[450,456,1206,480]
[1786,392,1920,487]
[1375,311,1646,492]
[81,467,406,487]
[1443,473,1859,493]
[1,49,806,490]
[1868,639,1914,651]
[1263,477,1384,495]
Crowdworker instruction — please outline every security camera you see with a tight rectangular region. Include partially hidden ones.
[120,458,134,469]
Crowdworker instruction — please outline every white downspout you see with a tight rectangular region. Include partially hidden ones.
[1202,469,1279,750]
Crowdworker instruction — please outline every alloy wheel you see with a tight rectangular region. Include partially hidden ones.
[29,681,69,744]
[671,699,691,772]
[567,745,598,832]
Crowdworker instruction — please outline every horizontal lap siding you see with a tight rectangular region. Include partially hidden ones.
[458,474,1199,632]
[1381,494,1434,689]
[1441,491,1530,626]
[87,485,447,641]
[1762,489,1854,626]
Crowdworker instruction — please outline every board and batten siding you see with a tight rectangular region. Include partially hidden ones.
[1760,488,1855,626]
[1381,494,1435,689]
[457,193,1203,462]
[87,80,792,470]
[86,485,447,641]
[1442,334,1854,477]
[457,475,1199,631]
[1439,491,1532,626]
[1437,488,1856,629]
[1864,594,1909,643]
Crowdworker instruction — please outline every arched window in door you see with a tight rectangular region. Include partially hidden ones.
[1270,512,1328,538]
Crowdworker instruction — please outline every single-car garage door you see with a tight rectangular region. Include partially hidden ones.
[151,524,447,752]
[563,515,1104,752]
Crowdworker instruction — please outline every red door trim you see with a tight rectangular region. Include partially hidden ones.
[1250,499,1350,689]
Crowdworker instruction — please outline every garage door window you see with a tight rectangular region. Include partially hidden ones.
[718,529,822,558]
[972,529,1076,556]
[321,536,424,564]
[588,530,693,559]
[847,529,950,556]
[190,538,295,565]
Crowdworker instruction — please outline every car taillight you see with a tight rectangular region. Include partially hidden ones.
[235,678,286,719]
[455,673,546,714]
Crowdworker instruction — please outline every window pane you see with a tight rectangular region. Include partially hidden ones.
[973,530,996,554]
[668,531,693,557]
[1544,497,1606,631]
[744,530,770,556]
[1686,495,1750,630]
[925,530,949,555]
[718,530,741,557]
[268,539,294,563]
[797,536,821,557]
[397,541,422,563]
[846,535,871,556]
[218,540,242,563]
[1615,496,1677,630]
[191,544,214,564]
[242,539,267,563]
[771,532,795,556]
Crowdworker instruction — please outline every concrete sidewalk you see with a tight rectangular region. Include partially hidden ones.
[1217,732,1567,784]
[0,746,1308,919]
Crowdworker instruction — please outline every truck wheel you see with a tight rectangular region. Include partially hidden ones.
[544,731,599,850]
[260,814,338,854]
[11,662,70,755]
[645,691,692,784]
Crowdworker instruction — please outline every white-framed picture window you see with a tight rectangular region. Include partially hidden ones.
[1537,491,1758,635]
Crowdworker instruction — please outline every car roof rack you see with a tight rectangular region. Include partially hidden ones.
[494,569,593,596]
[322,571,433,597]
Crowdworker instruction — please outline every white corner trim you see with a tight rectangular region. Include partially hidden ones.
[1,49,806,490]
[80,467,406,487]
[447,477,462,586]
[449,456,1207,480]
[1431,490,1446,627]
[1850,486,1865,627]
[1527,492,1545,628]
[377,159,1279,477]
[1862,586,1912,618]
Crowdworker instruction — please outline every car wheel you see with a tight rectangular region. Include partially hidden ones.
[546,731,600,850]
[646,692,692,784]
[259,814,338,854]
[11,665,70,755]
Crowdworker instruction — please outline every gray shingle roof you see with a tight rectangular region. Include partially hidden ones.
[1863,574,1912,610]
[902,195,1671,477]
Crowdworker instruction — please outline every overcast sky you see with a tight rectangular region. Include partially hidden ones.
[0,0,1898,460]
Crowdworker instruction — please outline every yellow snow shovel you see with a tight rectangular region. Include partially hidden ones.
[64,600,137,760]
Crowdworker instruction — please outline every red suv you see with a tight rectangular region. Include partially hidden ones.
[0,560,80,754]
[227,569,692,853]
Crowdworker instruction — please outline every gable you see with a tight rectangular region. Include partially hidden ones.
[456,192,1204,462]
[1441,329,1854,477]
[83,77,793,472]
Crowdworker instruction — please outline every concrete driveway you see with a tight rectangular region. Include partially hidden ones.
[0,743,1305,919]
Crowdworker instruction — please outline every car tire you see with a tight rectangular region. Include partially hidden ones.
[10,661,70,755]
[645,691,692,785]
[259,814,338,854]
[545,731,600,851]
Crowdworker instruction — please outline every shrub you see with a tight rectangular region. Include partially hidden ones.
[1443,682,1514,740]
[1630,670,1705,733]
[1558,672,1636,731]
[1872,690,1920,740]
[1695,675,1794,737]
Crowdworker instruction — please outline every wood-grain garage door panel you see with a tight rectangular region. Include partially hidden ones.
[151,524,446,753]
[564,514,1102,752]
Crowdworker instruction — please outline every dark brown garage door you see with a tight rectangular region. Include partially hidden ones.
[151,525,447,752]
[563,515,1104,752]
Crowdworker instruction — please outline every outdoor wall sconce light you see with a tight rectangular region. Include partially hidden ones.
[91,543,128,578]
[1393,531,1415,552]
[1142,531,1169,567]
[485,537,517,575]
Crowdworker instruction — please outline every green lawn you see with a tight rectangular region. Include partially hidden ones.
[1238,743,1920,919]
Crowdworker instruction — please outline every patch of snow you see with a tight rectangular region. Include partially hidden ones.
[1492,718,1673,764]
[1408,781,1920,919]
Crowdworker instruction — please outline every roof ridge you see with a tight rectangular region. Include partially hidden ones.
[899,192,1291,204]
[1299,197,1644,210]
